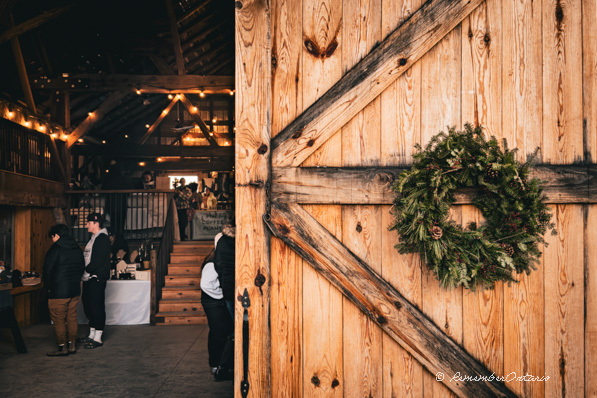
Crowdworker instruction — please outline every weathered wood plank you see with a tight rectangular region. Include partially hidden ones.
[271,0,484,167]
[235,0,271,395]
[66,91,128,148]
[265,202,517,397]
[379,2,423,393]
[271,165,597,204]
[502,0,543,161]
[301,0,343,394]
[0,170,65,208]
[270,0,303,393]
[462,206,504,379]
[584,0,597,163]
[420,25,462,398]
[542,0,583,164]
[341,1,383,395]
[380,0,421,168]
[544,205,584,398]
[270,236,302,398]
[586,205,597,397]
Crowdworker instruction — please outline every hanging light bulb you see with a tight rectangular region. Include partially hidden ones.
[102,140,106,144]
[136,89,142,95]
[78,138,84,143]
[124,134,129,138]
[51,133,58,138]
[139,162,146,166]
[8,111,14,118]
[88,112,94,117]
[229,90,234,96]
[145,124,150,128]
[162,109,168,115]
[61,133,68,140]
[38,125,46,132]
[199,91,205,98]
[192,107,198,112]
[168,94,174,100]
[24,121,31,127]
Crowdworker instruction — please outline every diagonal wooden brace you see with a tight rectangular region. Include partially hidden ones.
[264,201,518,398]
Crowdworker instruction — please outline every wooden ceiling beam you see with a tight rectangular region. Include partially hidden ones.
[177,0,211,26]
[71,143,233,158]
[182,19,225,53]
[149,54,174,75]
[128,158,233,172]
[179,94,218,146]
[30,74,233,93]
[66,91,128,148]
[0,5,73,44]
[101,98,167,140]
[138,96,179,144]
[165,0,185,75]
[9,14,36,114]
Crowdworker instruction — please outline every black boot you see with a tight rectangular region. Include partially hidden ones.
[47,345,69,357]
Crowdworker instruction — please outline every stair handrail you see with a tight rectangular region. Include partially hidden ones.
[150,197,176,324]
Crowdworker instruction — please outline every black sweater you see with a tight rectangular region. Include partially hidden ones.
[42,235,85,299]
[86,233,111,281]
[214,234,235,301]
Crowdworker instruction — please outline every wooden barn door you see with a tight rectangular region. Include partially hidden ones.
[235,0,597,397]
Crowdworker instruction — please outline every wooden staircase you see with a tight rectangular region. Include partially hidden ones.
[155,241,213,325]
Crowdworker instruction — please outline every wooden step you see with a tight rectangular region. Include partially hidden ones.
[172,246,212,254]
[155,311,208,325]
[159,299,205,313]
[170,255,204,264]
[165,275,201,287]
[162,286,202,299]
[168,265,203,274]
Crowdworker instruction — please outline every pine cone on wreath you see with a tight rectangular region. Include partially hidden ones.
[485,163,499,179]
[430,226,443,240]
[500,243,515,256]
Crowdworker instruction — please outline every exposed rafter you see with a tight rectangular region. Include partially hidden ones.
[66,91,128,147]
[30,74,233,94]
[179,94,218,146]
[0,5,74,44]
[165,0,185,75]
[71,143,233,158]
[138,96,179,144]
[10,15,36,114]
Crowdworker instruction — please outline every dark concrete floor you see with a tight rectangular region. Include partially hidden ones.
[0,323,233,398]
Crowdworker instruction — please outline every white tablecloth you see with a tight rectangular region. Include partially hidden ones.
[78,280,150,325]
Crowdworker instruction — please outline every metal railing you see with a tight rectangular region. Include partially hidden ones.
[0,118,63,181]
[151,197,176,324]
[65,190,174,243]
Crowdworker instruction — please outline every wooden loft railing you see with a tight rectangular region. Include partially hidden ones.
[151,197,176,324]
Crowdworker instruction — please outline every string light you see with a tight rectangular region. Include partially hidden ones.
[102,140,106,144]
[105,169,109,173]
[78,138,84,143]
[37,125,46,132]
[136,89,141,95]
[24,121,31,127]
[157,157,163,162]
[168,94,173,100]
[162,110,168,115]
[192,107,198,112]
[199,91,205,98]
[212,118,216,123]
[145,124,150,128]
[124,134,128,138]
[51,133,58,138]
[88,112,93,117]
[139,162,146,166]
[229,90,234,96]
[61,134,68,140]
[8,111,13,118]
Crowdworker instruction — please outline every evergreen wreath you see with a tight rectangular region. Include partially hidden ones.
[390,124,556,290]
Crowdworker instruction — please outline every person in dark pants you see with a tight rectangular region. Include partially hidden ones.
[174,178,192,241]
[78,213,111,349]
[42,224,85,356]
[214,224,235,319]
[200,244,233,379]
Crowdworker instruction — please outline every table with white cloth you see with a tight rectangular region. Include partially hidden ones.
[77,280,150,325]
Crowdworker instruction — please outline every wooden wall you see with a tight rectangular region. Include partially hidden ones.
[236,0,596,396]
[13,207,55,326]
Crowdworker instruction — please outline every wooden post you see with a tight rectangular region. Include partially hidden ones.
[235,0,271,396]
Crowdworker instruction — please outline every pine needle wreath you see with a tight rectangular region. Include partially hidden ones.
[389,124,557,290]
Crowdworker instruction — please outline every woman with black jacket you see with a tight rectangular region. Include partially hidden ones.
[42,224,85,356]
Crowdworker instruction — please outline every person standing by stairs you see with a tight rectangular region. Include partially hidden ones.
[78,213,111,349]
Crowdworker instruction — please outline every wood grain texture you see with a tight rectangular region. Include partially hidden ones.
[301,0,344,395]
[586,205,597,398]
[271,0,303,136]
[380,0,422,168]
[302,205,343,397]
[544,205,584,398]
[461,206,504,377]
[502,0,543,161]
[461,0,501,137]
[272,164,597,205]
[271,0,485,167]
[341,1,383,395]
[542,0,583,164]
[420,25,462,398]
[270,0,303,395]
[235,0,272,395]
[270,236,302,397]
[265,202,517,397]
[584,0,597,163]
[381,205,423,398]
[380,2,423,396]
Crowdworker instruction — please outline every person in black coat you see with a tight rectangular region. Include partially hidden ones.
[42,224,85,356]
[214,224,235,319]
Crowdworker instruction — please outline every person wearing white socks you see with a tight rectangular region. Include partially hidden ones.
[77,213,111,349]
